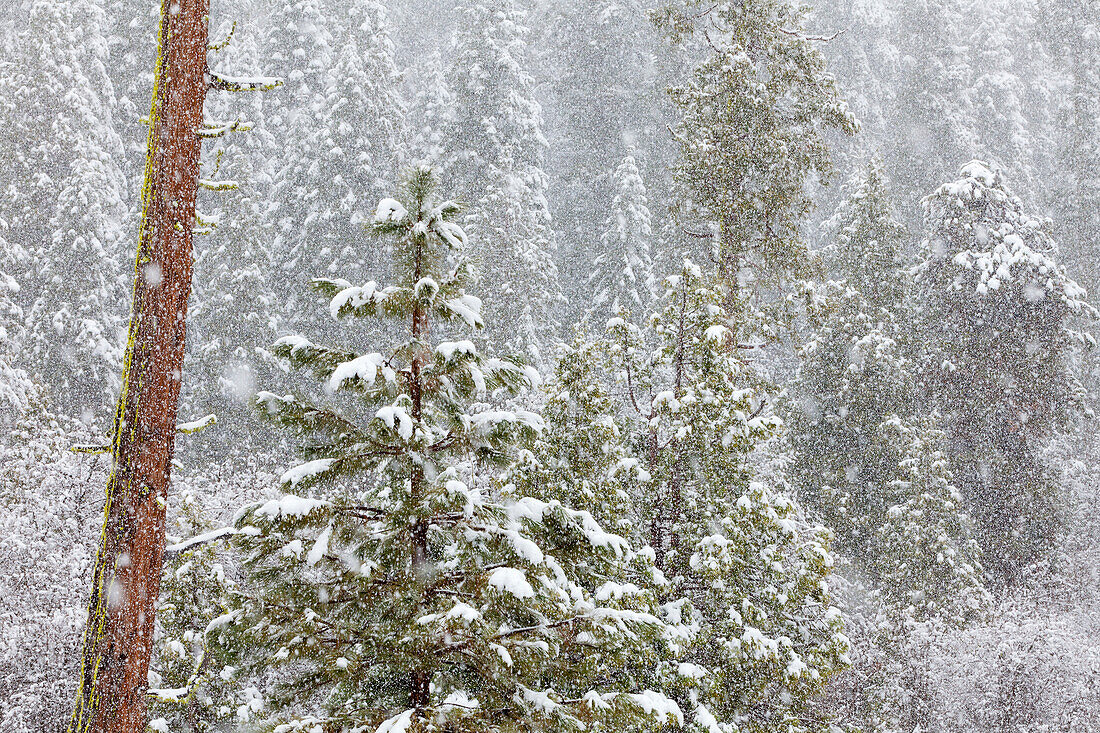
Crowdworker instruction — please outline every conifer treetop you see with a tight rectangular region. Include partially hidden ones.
[921,160,1094,319]
[655,0,859,293]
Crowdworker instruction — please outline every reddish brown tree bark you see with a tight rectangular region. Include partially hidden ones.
[69,1,211,731]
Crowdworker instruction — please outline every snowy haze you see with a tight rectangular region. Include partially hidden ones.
[2,0,1100,731]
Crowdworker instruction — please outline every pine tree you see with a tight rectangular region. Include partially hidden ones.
[263,0,336,330]
[508,332,642,536]
[445,0,562,362]
[653,0,858,310]
[0,232,33,420]
[791,163,988,618]
[587,156,656,327]
[408,50,454,167]
[916,160,1095,585]
[314,0,407,283]
[886,0,977,212]
[216,168,677,732]
[604,260,850,733]
[790,164,915,557]
[875,416,987,626]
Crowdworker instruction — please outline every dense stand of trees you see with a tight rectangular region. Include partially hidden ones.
[2,0,1100,732]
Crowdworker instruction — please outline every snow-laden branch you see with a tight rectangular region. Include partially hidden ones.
[208,71,283,93]
[196,118,252,139]
[165,526,236,555]
[207,21,236,52]
[197,178,238,192]
[176,413,217,434]
[70,415,218,455]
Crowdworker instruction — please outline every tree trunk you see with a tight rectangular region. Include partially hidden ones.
[69,1,210,731]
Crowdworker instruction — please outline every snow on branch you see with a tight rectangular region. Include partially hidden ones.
[208,72,283,93]
[165,526,236,555]
[197,178,239,192]
[176,414,217,434]
[197,118,252,139]
[70,415,217,455]
[193,210,221,236]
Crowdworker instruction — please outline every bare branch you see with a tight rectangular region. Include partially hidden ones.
[71,444,111,455]
[683,228,715,239]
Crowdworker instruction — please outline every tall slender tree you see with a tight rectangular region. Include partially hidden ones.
[535,0,665,321]
[70,2,279,729]
[587,155,656,326]
[601,261,850,733]
[263,0,336,331]
[0,236,33,421]
[654,0,858,317]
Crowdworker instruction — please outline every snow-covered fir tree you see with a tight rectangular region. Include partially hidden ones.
[823,161,909,312]
[792,162,987,609]
[916,160,1095,585]
[508,332,642,536]
[0,236,34,420]
[102,0,160,183]
[874,416,987,626]
[267,0,407,339]
[790,164,916,558]
[885,0,977,212]
[263,0,335,330]
[586,156,656,327]
[604,260,850,733]
[215,168,678,732]
[445,0,562,362]
[314,0,407,282]
[535,0,666,322]
[407,50,454,167]
[1045,0,1100,298]
[964,0,1054,200]
[789,166,988,733]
